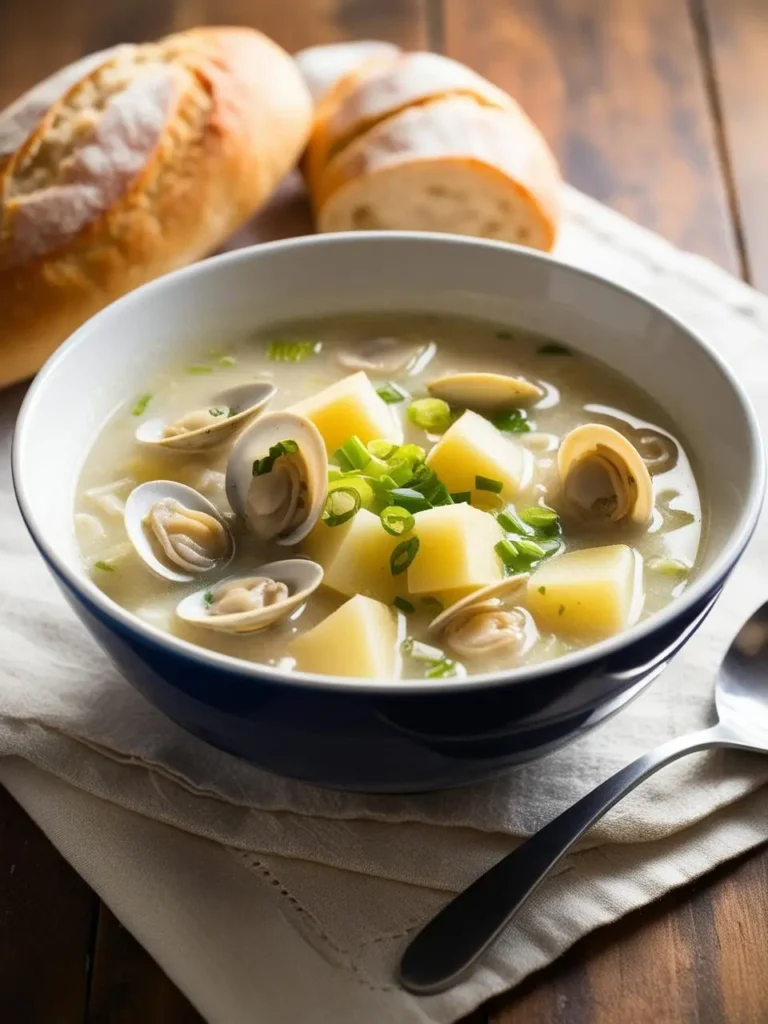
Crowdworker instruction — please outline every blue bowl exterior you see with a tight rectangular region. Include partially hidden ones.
[45,546,726,792]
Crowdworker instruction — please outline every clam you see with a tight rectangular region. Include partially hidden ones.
[124,480,235,583]
[226,411,328,546]
[557,423,654,526]
[427,372,543,409]
[338,337,435,376]
[428,576,535,659]
[135,381,276,453]
[176,559,323,634]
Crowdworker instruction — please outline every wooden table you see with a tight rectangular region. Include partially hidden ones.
[2,1,768,1021]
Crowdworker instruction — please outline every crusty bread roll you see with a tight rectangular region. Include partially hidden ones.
[303,51,561,252]
[294,40,401,104]
[0,27,313,388]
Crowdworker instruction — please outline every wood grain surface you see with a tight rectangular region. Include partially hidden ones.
[1,1,767,1022]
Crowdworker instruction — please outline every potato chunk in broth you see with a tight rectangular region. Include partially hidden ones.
[75,314,703,681]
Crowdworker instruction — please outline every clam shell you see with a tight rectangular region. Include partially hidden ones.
[176,559,323,634]
[124,480,235,583]
[557,423,653,526]
[428,575,529,634]
[225,410,328,546]
[427,372,543,409]
[135,381,276,453]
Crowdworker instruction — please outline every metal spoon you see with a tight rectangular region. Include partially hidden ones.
[400,599,768,995]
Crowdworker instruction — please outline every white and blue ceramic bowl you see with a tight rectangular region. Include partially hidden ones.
[12,234,764,792]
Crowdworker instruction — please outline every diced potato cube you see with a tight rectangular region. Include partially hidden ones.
[407,503,503,596]
[527,545,642,638]
[425,410,532,500]
[291,371,402,454]
[290,595,400,679]
[302,508,405,604]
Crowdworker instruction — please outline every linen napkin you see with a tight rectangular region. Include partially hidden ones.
[3,180,768,1024]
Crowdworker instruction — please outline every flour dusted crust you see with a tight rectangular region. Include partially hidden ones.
[304,51,514,195]
[314,96,561,251]
[294,40,401,103]
[0,27,313,388]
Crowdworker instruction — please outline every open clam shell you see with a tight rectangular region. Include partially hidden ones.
[135,381,276,453]
[225,410,328,546]
[124,480,235,583]
[176,559,324,634]
[428,575,534,659]
[428,575,529,634]
[558,423,653,526]
[427,372,543,409]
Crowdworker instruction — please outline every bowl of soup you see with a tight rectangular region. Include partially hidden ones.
[12,233,763,791]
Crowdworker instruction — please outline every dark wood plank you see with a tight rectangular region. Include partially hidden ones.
[0,787,98,1024]
[700,0,768,291]
[87,906,204,1024]
[489,844,768,1024]
[442,0,740,273]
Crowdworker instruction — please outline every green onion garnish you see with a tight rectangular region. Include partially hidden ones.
[491,409,532,434]
[647,557,690,577]
[329,475,375,509]
[380,506,415,537]
[387,488,432,513]
[397,444,426,467]
[188,364,213,374]
[267,340,319,362]
[209,406,229,418]
[387,460,415,487]
[337,435,371,472]
[496,508,531,535]
[377,381,410,404]
[218,355,237,368]
[519,505,560,532]
[390,536,419,575]
[515,538,547,560]
[131,393,153,417]
[93,560,115,573]
[401,637,445,661]
[407,397,452,432]
[450,491,472,504]
[322,486,361,527]
[394,597,415,614]
[538,342,572,356]
[368,439,399,460]
[425,657,458,679]
[476,475,503,494]
[252,439,299,476]
[495,538,523,571]
[203,591,215,607]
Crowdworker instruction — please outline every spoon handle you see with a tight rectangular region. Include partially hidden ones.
[400,724,732,995]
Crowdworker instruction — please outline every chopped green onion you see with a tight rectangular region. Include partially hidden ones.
[208,406,229,418]
[496,508,531,535]
[218,355,237,368]
[425,657,458,679]
[450,491,471,504]
[252,439,299,476]
[131,393,153,417]
[329,475,375,509]
[425,482,453,506]
[387,460,415,487]
[394,597,415,615]
[421,597,444,614]
[492,409,532,434]
[515,538,547,559]
[203,591,215,607]
[519,505,561,533]
[401,637,445,661]
[267,340,319,362]
[338,435,371,472]
[475,475,503,494]
[93,560,115,573]
[647,557,690,577]
[408,397,452,432]
[380,506,415,537]
[539,342,572,356]
[376,381,410,404]
[495,539,523,571]
[322,486,361,527]
[390,536,419,575]
[368,439,399,460]
[388,488,432,513]
[188,364,213,374]
[538,586,546,595]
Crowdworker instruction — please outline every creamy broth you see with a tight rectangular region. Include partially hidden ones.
[74,313,703,680]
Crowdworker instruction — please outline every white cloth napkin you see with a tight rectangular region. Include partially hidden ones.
[3,182,768,1024]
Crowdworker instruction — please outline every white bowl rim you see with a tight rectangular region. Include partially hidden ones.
[12,230,766,695]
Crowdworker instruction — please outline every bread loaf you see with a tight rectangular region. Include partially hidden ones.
[302,51,561,252]
[0,27,313,388]
[294,40,400,104]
